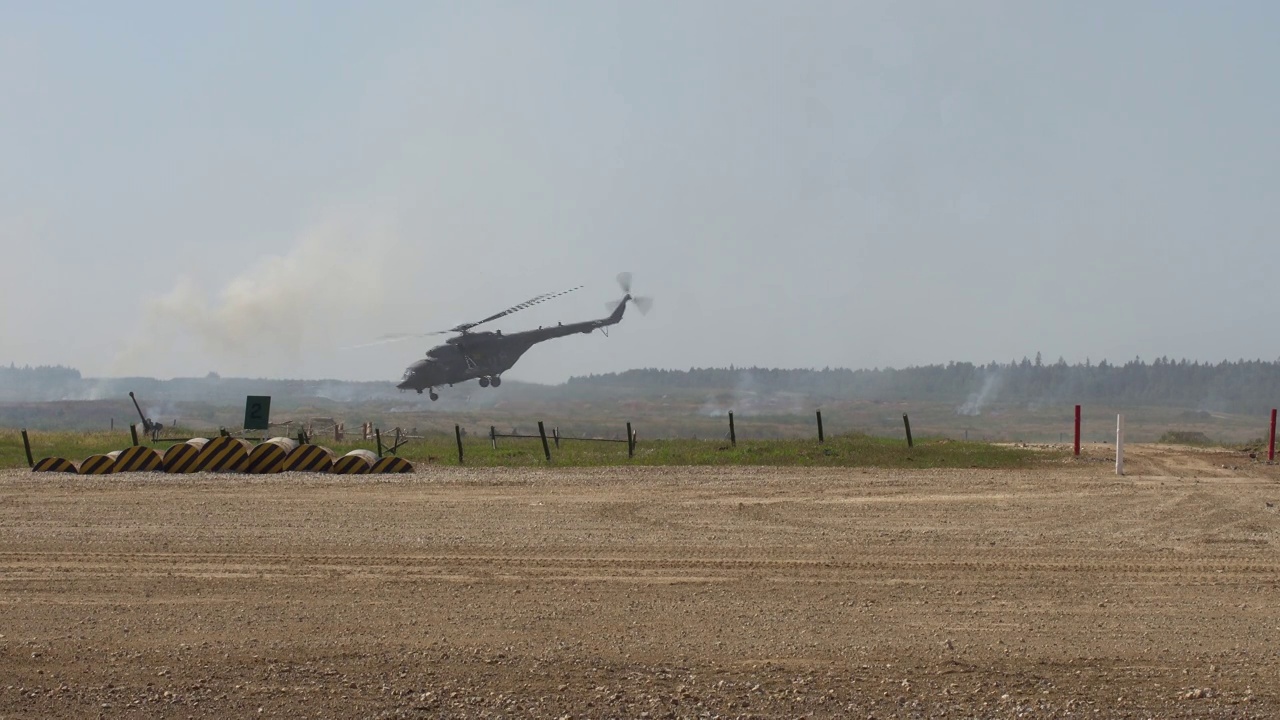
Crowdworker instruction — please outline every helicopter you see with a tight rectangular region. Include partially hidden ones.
[373,273,651,401]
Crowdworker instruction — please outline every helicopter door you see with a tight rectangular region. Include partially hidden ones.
[456,342,480,371]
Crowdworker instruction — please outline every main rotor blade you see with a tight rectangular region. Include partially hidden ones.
[616,272,632,294]
[339,333,431,350]
[340,326,456,349]
[453,285,583,332]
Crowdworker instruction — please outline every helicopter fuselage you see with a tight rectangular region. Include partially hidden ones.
[396,296,630,396]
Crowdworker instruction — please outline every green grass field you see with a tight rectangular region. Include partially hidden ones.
[2,428,1054,470]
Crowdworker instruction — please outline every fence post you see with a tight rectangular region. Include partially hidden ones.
[1116,414,1124,476]
[130,423,139,447]
[21,429,34,468]
[554,427,560,449]
[490,425,497,450]
[1269,409,1276,462]
[538,421,551,462]
[455,424,465,465]
[902,413,913,448]
[1074,404,1081,456]
[816,410,824,443]
[728,412,736,447]
[626,422,634,458]
[375,428,383,458]
[393,427,402,455]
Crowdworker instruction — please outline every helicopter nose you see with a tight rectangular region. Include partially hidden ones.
[398,367,417,389]
[398,359,432,389]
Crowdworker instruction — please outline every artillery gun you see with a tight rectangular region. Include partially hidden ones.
[128,391,164,442]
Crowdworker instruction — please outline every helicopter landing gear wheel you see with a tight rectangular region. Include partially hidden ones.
[429,391,439,401]
[478,376,491,388]
[490,375,502,387]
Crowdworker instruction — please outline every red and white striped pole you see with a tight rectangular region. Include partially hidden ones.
[1074,404,1081,456]
[1115,414,1124,476]
[1268,408,1276,462]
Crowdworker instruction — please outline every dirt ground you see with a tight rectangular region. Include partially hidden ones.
[1,443,1278,719]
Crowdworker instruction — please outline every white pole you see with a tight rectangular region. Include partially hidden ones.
[1115,413,1125,476]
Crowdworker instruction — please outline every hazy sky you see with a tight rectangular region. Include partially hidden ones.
[3,1,1278,385]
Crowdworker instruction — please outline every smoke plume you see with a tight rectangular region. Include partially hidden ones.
[699,370,807,417]
[115,217,399,377]
[957,371,1003,416]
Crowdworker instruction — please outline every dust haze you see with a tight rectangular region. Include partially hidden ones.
[114,215,403,378]
[3,4,1280,383]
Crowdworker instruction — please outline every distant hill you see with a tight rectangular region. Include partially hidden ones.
[5,355,1280,423]
[0,365,572,405]
[566,356,1280,416]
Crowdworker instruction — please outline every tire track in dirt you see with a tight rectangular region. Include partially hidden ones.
[3,450,1279,718]
[2,550,1276,581]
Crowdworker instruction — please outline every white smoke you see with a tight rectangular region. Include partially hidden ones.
[957,371,1003,416]
[700,402,730,418]
[78,379,116,401]
[115,216,399,376]
[700,370,758,416]
[699,370,808,417]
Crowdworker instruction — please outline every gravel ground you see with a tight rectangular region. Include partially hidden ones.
[1,443,1278,718]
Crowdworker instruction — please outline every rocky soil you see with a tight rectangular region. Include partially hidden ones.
[2,443,1278,718]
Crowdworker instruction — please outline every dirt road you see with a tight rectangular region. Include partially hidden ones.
[2,443,1278,718]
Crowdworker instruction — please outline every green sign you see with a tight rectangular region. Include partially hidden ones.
[243,395,271,431]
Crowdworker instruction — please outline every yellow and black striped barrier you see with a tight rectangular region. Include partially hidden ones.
[192,436,251,473]
[331,449,377,474]
[371,456,414,474]
[163,438,208,473]
[244,437,299,474]
[114,445,164,472]
[282,444,336,473]
[23,436,410,475]
[32,457,77,473]
[78,450,121,475]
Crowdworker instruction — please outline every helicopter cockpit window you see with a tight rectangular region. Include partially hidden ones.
[402,368,414,380]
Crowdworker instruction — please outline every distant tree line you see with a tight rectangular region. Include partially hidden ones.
[9,356,1280,416]
[0,364,83,401]
[0,364,557,408]
[567,355,1280,415]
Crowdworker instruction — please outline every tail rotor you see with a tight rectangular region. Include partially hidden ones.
[610,272,653,315]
